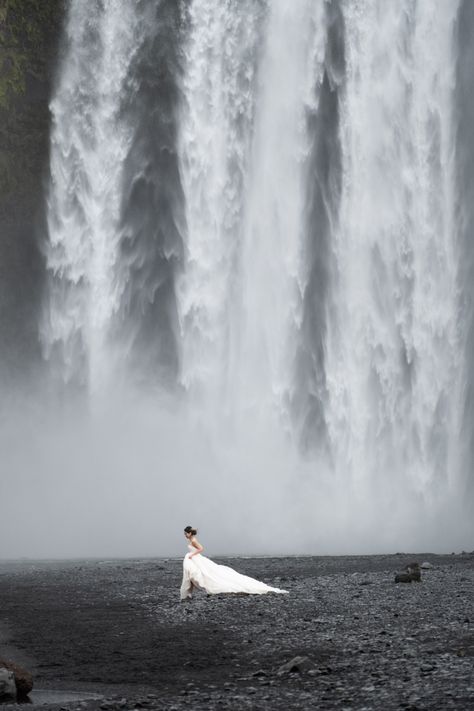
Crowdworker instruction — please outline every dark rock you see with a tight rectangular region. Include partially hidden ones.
[0,658,33,697]
[0,668,16,700]
[395,562,421,583]
[420,664,435,672]
[395,572,413,583]
[405,562,421,581]
[277,656,313,675]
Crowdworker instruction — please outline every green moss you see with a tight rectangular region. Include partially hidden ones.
[0,0,62,103]
[0,0,64,205]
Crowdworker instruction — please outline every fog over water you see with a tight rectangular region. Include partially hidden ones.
[1,0,474,558]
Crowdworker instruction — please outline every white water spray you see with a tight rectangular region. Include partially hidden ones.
[42,0,140,392]
[325,0,461,511]
[178,0,329,436]
[177,0,261,410]
[14,0,470,557]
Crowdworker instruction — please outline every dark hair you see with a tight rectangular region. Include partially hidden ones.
[184,526,197,536]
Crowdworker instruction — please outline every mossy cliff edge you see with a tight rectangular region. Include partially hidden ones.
[0,0,64,377]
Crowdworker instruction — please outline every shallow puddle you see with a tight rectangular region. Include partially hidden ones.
[1,689,102,706]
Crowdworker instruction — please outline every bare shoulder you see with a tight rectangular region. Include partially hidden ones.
[191,537,203,549]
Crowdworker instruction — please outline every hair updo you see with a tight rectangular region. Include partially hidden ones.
[184,526,197,536]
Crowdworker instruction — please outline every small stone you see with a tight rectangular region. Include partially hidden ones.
[420,664,435,673]
[277,656,313,675]
[420,562,433,570]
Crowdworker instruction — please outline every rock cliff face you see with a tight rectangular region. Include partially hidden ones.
[0,0,64,381]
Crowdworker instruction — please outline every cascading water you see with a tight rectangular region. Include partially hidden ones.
[231,0,329,434]
[25,0,472,556]
[177,0,262,411]
[325,1,462,506]
[178,0,329,435]
[42,0,140,392]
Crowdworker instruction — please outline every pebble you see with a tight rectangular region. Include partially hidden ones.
[1,555,473,710]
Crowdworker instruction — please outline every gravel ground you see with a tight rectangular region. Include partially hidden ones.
[0,553,473,710]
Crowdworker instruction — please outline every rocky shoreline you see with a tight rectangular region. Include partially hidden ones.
[0,553,473,710]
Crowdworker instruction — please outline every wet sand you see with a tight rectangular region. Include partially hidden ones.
[0,553,473,710]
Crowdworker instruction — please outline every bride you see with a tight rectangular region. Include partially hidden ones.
[180,526,288,600]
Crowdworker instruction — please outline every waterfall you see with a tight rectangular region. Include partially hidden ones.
[42,0,182,394]
[34,0,472,555]
[178,0,329,434]
[42,0,140,392]
[234,1,328,432]
[177,0,262,407]
[325,0,461,501]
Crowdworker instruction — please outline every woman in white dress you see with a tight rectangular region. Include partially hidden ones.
[180,526,288,600]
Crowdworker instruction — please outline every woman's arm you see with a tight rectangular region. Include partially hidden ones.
[189,538,203,558]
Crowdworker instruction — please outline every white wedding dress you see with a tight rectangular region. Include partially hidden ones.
[180,544,288,599]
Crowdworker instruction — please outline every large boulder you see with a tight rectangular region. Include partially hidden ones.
[394,572,412,583]
[406,562,421,581]
[0,659,33,697]
[395,562,421,583]
[0,668,16,700]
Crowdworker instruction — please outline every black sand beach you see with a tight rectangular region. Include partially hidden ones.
[0,554,473,710]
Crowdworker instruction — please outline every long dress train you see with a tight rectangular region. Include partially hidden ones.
[180,544,288,599]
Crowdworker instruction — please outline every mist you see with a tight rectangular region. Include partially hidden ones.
[0,381,471,560]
